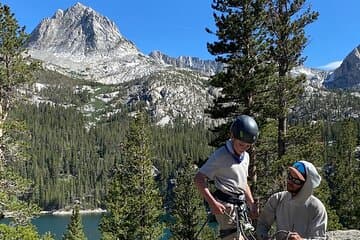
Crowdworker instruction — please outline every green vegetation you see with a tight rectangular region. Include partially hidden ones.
[62,204,87,240]
[8,103,213,211]
[7,87,359,232]
[0,2,53,239]
[0,224,53,240]
[266,0,319,158]
[99,113,165,240]
[167,157,217,240]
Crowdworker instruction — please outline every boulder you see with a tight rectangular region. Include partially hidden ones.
[327,230,360,240]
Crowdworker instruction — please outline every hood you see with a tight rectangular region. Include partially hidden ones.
[292,160,321,204]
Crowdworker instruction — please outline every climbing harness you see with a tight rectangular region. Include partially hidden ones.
[221,201,256,240]
[212,190,256,240]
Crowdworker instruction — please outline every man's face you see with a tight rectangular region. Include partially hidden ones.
[287,171,304,194]
[231,138,251,156]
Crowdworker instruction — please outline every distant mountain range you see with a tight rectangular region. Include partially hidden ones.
[149,50,223,77]
[23,2,360,124]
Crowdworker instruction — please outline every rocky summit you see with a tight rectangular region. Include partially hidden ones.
[26,2,163,84]
[325,45,360,89]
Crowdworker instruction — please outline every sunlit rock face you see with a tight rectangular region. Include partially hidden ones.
[149,50,223,77]
[26,2,162,84]
[326,230,360,240]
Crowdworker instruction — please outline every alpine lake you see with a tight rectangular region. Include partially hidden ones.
[1,213,173,240]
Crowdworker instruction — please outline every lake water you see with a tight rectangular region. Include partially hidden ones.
[1,213,172,240]
[36,214,102,239]
[1,214,102,240]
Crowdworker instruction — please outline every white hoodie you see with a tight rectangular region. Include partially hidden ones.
[256,161,328,240]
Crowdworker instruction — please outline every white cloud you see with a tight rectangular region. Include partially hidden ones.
[317,61,342,71]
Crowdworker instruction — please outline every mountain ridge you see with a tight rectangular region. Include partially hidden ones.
[26,2,332,87]
[149,50,223,77]
[23,2,360,126]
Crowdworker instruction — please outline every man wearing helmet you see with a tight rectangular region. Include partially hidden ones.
[194,115,259,240]
[256,161,328,240]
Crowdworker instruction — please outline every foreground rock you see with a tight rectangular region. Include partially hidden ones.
[327,230,360,240]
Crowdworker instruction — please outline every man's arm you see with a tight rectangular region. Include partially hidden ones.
[194,171,226,214]
[305,200,328,240]
[256,194,279,240]
[244,183,258,218]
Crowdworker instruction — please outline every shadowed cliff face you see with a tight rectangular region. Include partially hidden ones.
[325,45,360,89]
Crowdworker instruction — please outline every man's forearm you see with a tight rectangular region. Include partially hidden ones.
[194,172,217,205]
[244,183,255,205]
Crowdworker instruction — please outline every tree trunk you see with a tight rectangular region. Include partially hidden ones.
[248,145,257,190]
[277,115,286,158]
[0,105,4,171]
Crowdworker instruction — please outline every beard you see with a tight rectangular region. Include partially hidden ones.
[287,183,302,195]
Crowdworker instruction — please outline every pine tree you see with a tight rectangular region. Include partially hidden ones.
[62,204,87,240]
[99,112,165,240]
[207,0,273,143]
[326,119,360,229]
[168,158,216,240]
[206,0,276,189]
[266,0,318,158]
[254,0,319,207]
[0,3,40,226]
[0,3,39,156]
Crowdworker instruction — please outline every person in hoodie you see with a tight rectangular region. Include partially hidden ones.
[256,161,328,240]
[194,115,259,240]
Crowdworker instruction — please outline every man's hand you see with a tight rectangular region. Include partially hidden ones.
[248,202,259,219]
[209,200,226,215]
[288,232,303,240]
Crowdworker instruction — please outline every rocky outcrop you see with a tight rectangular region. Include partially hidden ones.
[327,230,360,240]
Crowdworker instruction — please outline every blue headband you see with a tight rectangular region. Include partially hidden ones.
[292,161,306,179]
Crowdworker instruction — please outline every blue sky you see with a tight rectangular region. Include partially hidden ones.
[2,0,360,70]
